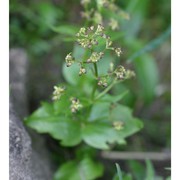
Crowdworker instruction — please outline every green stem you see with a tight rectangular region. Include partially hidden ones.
[82,49,89,62]
[95,79,117,100]
[91,63,98,99]
[93,63,98,77]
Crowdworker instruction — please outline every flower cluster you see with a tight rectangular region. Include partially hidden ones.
[80,0,130,31]
[70,97,83,113]
[79,66,87,76]
[87,52,104,63]
[113,65,135,80]
[108,18,119,30]
[76,25,104,49]
[114,48,122,57]
[64,24,124,78]
[64,24,135,90]
[97,76,108,88]
[65,53,75,67]
[52,86,65,101]
[75,24,122,56]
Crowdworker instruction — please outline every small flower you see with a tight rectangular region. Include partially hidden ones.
[70,97,83,113]
[106,39,113,49]
[119,10,130,20]
[52,86,65,101]
[87,52,104,63]
[79,27,87,36]
[79,66,87,76]
[95,24,105,35]
[80,11,91,20]
[93,12,103,24]
[80,0,90,6]
[108,18,119,30]
[113,121,124,130]
[114,47,122,57]
[124,70,136,79]
[97,0,109,8]
[91,39,98,45]
[114,65,126,80]
[65,53,75,67]
[97,76,108,87]
[80,8,94,21]
[88,26,95,31]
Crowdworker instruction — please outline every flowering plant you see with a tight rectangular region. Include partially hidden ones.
[25,1,143,179]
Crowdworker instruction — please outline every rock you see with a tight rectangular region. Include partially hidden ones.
[9,48,55,180]
[9,101,33,180]
[10,48,28,118]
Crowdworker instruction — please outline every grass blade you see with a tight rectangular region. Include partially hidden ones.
[127,27,171,63]
[115,163,123,180]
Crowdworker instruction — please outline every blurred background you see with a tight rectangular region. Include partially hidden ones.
[10,0,171,179]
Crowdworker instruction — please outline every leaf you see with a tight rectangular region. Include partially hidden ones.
[166,176,171,180]
[134,55,159,103]
[127,27,171,63]
[35,2,63,27]
[51,24,79,36]
[128,160,145,180]
[96,53,113,76]
[99,90,129,103]
[145,160,155,180]
[54,157,104,180]
[110,105,143,138]
[83,103,143,149]
[88,102,110,121]
[82,121,126,149]
[115,163,123,180]
[25,105,82,146]
[123,0,149,37]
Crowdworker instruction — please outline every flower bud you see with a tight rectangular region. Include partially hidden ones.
[79,66,87,76]
[113,121,124,130]
[65,53,75,67]
[97,77,108,87]
[52,86,65,101]
[70,97,83,113]
[114,47,122,57]
[108,18,119,30]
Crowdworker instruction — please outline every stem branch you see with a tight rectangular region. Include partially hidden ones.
[91,63,98,99]
[95,79,117,100]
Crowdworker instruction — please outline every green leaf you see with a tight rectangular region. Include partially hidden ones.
[83,103,143,149]
[51,24,79,36]
[82,121,126,149]
[25,105,82,146]
[134,55,159,103]
[166,176,171,180]
[115,163,123,180]
[54,157,104,180]
[145,160,155,180]
[124,0,149,37]
[89,102,110,121]
[99,90,129,103]
[35,2,63,27]
[128,160,145,180]
[96,53,113,76]
[127,27,171,63]
[62,63,80,86]
[110,105,143,138]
